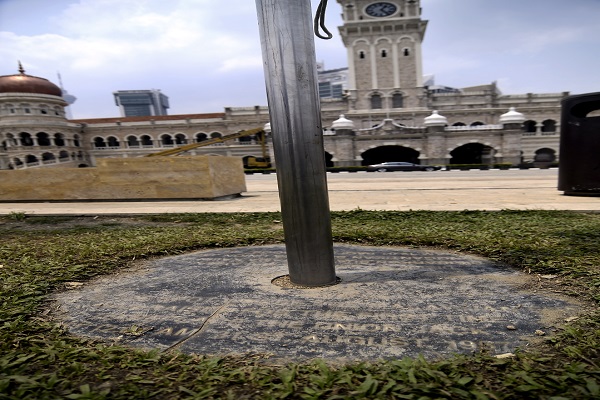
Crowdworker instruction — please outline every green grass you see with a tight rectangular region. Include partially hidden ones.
[1,210,599,399]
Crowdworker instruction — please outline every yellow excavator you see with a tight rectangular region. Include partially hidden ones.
[145,127,271,168]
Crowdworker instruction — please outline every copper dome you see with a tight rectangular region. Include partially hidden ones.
[0,63,63,97]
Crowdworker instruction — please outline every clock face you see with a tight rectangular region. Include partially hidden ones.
[365,2,398,17]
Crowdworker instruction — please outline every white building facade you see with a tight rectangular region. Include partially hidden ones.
[1,0,563,171]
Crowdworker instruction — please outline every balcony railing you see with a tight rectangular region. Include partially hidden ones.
[445,124,502,132]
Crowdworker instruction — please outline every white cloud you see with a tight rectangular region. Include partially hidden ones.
[2,0,600,118]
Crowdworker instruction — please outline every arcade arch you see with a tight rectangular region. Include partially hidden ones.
[450,143,495,165]
[324,151,334,168]
[524,120,537,133]
[534,148,557,163]
[54,133,65,146]
[174,133,187,145]
[42,152,55,162]
[360,145,420,166]
[160,134,174,146]
[93,137,106,148]
[541,119,556,134]
[37,132,51,146]
[126,135,140,147]
[107,136,119,147]
[140,135,153,147]
[19,132,34,146]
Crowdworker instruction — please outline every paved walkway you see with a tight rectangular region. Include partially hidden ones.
[1,169,598,215]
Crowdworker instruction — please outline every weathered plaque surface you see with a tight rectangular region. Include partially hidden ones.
[53,245,583,363]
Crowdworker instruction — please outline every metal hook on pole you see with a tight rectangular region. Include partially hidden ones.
[314,0,333,40]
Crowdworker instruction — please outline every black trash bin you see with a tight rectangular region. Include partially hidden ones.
[558,92,600,196]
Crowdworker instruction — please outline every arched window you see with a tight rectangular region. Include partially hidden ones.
[534,148,557,163]
[210,132,222,139]
[381,49,387,58]
[36,132,51,146]
[73,134,81,147]
[175,134,187,145]
[161,134,174,146]
[359,51,366,59]
[59,150,70,160]
[392,93,403,108]
[470,121,484,127]
[107,136,119,147]
[141,135,153,147]
[196,133,208,142]
[452,122,466,127]
[238,134,253,143]
[19,132,34,146]
[370,94,382,109]
[42,152,55,162]
[127,136,140,147]
[403,48,410,56]
[94,137,107,148]
[524,120,537,133]
[541,119,556,133]
[54,133,65,146]
[25,154,38,164]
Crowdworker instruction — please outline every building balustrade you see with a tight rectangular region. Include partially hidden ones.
[93,146,121,150]
[2,144,81,151]
[445,124,502,132]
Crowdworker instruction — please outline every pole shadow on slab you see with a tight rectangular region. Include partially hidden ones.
[255,0,336,286]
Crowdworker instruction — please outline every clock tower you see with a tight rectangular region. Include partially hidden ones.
[336,0,428,111]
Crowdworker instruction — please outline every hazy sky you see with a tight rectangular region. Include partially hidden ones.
[1,0,599,119]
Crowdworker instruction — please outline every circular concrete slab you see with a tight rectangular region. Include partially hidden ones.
[53,245,583,364]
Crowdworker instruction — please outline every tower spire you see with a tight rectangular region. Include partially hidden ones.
[18,60,25,74]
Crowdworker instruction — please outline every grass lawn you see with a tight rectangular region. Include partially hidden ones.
[1,210,599,399]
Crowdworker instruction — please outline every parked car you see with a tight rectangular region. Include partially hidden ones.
[367,162,441,172]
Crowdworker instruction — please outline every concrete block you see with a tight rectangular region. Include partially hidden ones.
[0,156,246,201]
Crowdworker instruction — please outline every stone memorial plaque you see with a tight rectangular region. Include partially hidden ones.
[53,245,584,363]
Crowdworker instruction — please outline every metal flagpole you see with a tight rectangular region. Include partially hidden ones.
[255,0,337,286]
